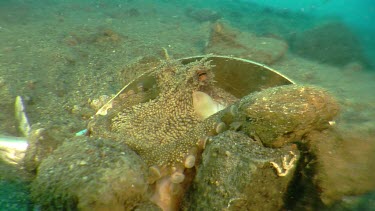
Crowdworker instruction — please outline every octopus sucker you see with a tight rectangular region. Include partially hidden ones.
[229,104,238,116]
[151,177,174,211]
[151,174,187,211]
[197,136,209,149]
[148,165,162,184]
[171,172,185,184]
[229,121,243,131]
[184,154,196,169]
[215,121,227,134]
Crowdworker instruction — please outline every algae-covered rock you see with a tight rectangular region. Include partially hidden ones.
[31,137,150,210]
[237,85,339,147]
[183,131,299,210]
[184,84,340,149]
[177,84,339,210]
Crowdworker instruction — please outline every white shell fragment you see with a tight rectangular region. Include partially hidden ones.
[15,96,31,137]
[0,136,28,165]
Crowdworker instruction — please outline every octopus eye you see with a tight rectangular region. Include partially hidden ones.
[197,70,208,82]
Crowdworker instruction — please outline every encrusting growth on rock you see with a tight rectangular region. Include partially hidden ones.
[270,151,297,176]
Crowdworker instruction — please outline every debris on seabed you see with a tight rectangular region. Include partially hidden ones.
[15,96,31,137]
[0,136,28,165]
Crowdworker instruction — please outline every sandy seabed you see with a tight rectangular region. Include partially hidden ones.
[0,0,374,210]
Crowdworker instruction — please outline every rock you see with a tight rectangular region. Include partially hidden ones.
[290,21,370,67]
[133,201,162,211]
[329,191,375,210]
[308,130,375,206]
[31,137,152,210]
[23,124,69,172]
[185,84,339,149]
[185,8,221,23]
[23,123,73,172]
[183,131,299,210]
[237,85,340,147]
[205,22,288,64]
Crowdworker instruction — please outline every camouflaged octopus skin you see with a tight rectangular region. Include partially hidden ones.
[110,59,215,168]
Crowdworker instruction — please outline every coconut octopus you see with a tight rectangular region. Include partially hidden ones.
[30,56,339,210]
[87,58,237,210]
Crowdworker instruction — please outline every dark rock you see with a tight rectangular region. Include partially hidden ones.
[127,8,140,17]
[290,21,370,67]
[31,137,151,210]
[186,8,221,23]
[23,124,70,172]
[237,85,340,147]
[309,130,375,205]
[183,131,299,210]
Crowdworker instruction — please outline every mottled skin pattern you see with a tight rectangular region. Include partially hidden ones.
[111,59,214,168]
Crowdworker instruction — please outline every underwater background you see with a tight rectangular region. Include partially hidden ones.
[0,0,374,210]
